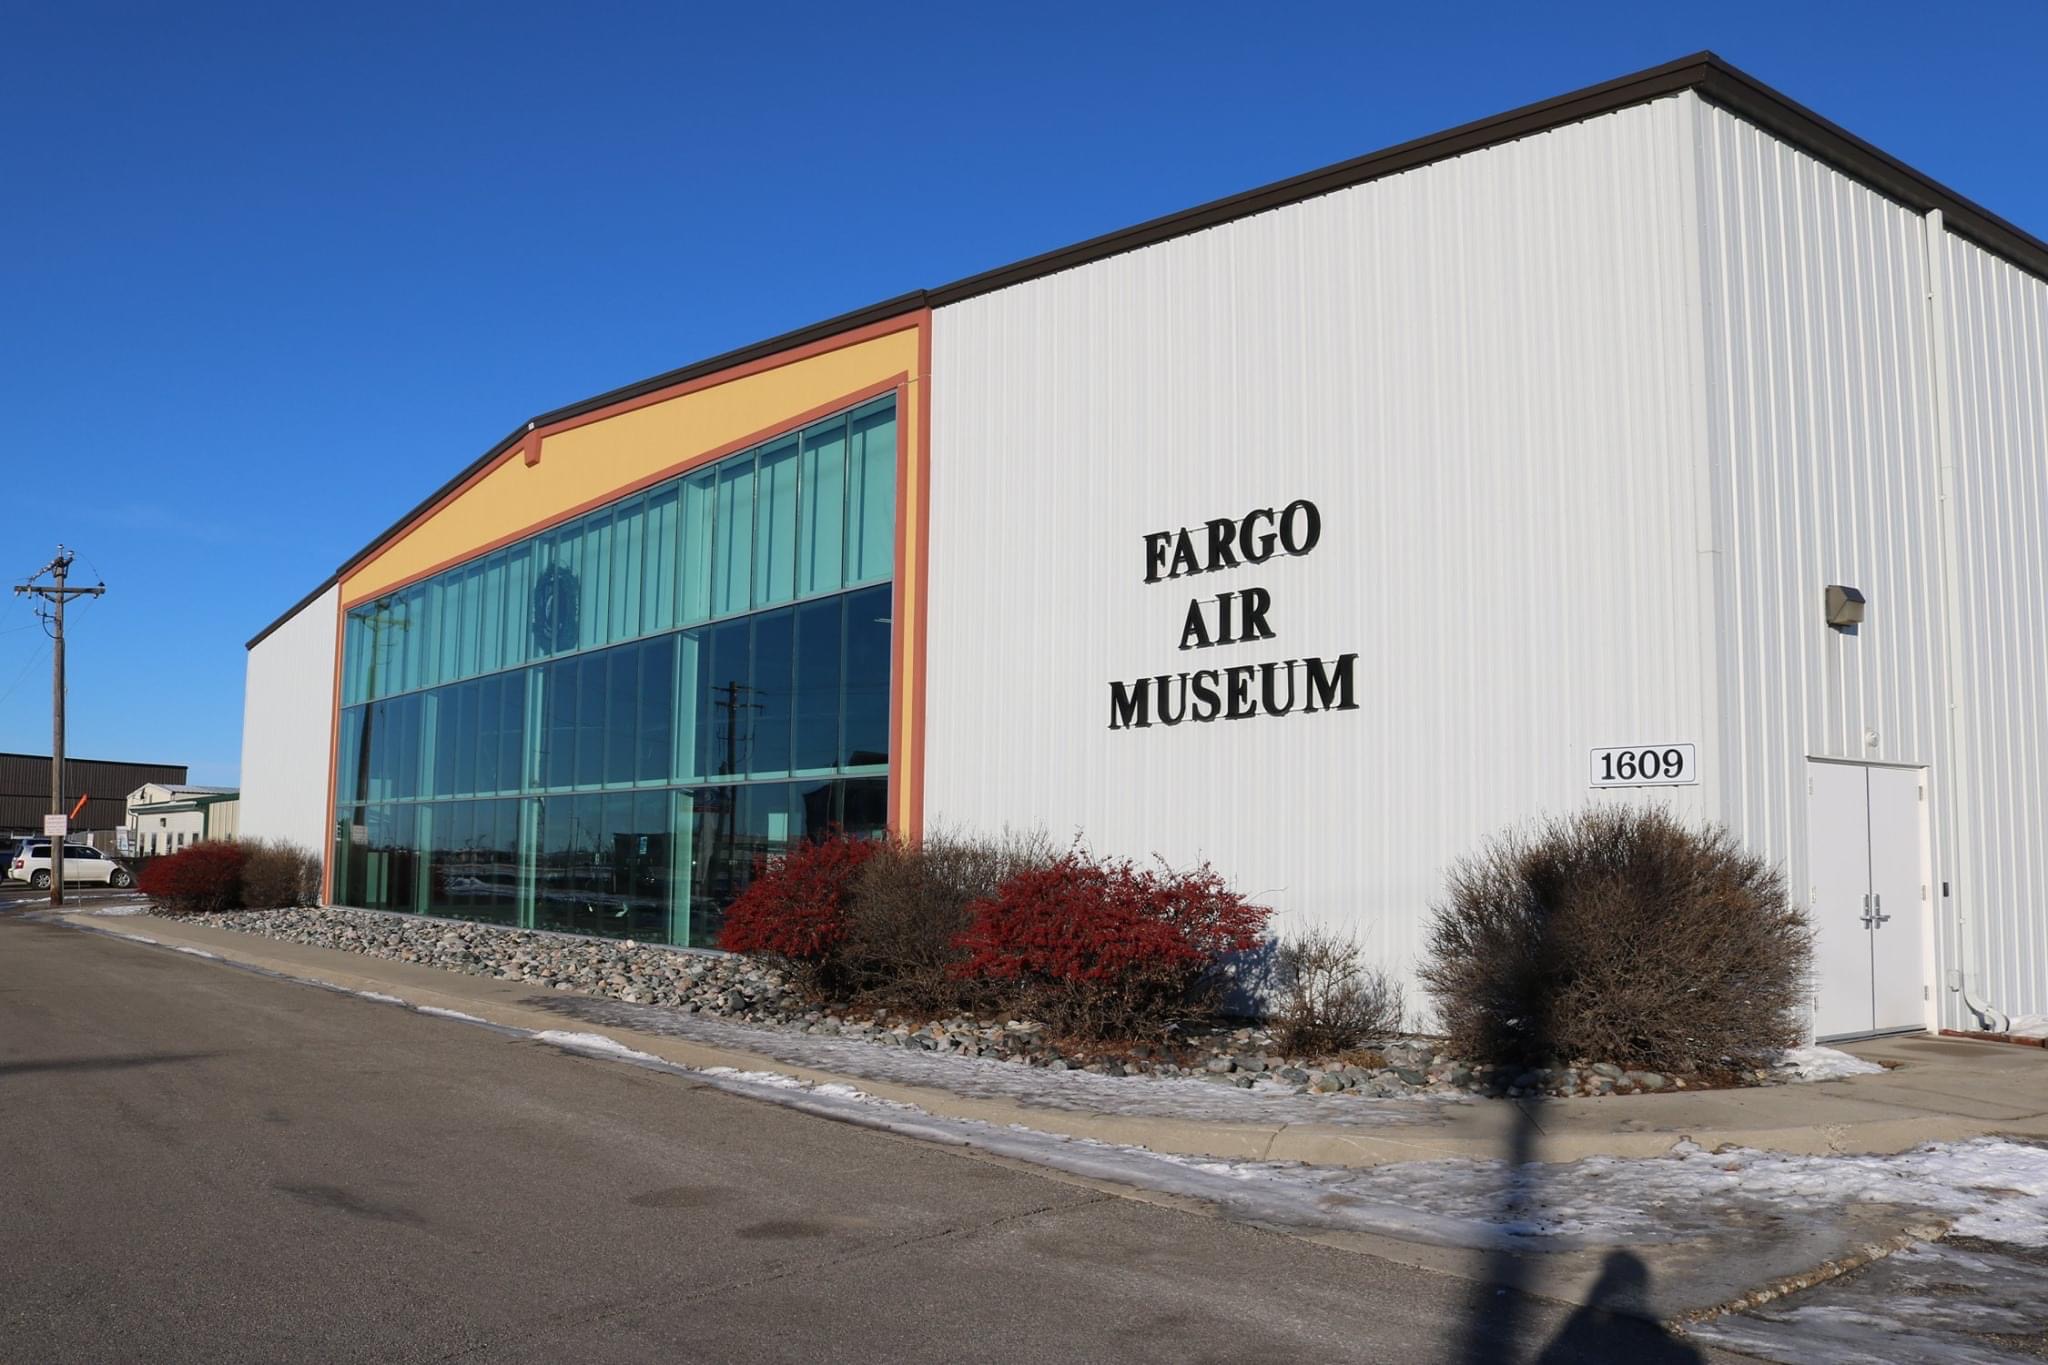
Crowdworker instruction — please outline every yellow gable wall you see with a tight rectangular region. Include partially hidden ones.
[340,321,922,605]
[330,313,930,836]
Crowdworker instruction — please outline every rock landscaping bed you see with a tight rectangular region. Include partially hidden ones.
[160,906,1854,1101]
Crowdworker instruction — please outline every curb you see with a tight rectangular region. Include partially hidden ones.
[51,910,2048,1170]
[1672,1220,1952,1326]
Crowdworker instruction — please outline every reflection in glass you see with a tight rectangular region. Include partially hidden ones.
[332,394,899,948]
[711,458,754,617]
[842,584,891,769]
[792,597,841,773]
[755,436,798,607]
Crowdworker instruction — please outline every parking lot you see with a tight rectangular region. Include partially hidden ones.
[0,880,141,911]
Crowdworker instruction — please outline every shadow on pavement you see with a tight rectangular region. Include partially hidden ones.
[1533,1252,1703,1364]
[1451,1091,1703,1362]
[1445,980,1706,1365]
[0,1052,220,1078]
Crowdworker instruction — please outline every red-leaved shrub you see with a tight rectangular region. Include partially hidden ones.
[138,840,250,915]
[954,857,1270,1039]
[717,834,884,987]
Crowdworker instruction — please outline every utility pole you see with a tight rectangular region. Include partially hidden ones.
[14,546,106,908]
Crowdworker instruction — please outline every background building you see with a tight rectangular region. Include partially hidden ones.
[0,752,189,847]
[241,54,2047,1041]
[124,784,240,856]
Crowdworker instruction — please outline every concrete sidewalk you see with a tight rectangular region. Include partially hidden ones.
[59,909,2048,1169]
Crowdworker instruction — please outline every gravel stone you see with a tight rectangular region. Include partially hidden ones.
[156,905,1811,1104]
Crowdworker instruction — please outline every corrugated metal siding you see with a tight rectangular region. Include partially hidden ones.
[1691,100,1952,1027]
[0,754,189,833]
[239,584,339,855]
[1692,98,2048,1030]
[927,98,1713,1014]
[1938,235,2048,1018]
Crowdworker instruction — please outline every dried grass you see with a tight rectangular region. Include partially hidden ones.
[1267,926,1405,1055]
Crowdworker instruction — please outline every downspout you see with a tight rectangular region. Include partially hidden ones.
[1923,208,2010,1034]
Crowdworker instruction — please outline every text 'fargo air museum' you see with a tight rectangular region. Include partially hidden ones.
[240,56,2048,1042]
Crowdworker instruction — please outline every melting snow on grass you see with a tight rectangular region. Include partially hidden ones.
[522,994,1453,1129]
[1688,1237,2048,1365]
[590,1048,2048,1255]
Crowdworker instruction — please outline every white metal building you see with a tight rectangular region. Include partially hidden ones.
[125,783,241,854]
[241,55,2046,1041]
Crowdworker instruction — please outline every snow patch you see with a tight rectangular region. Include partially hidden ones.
[2005,1013,2048,1040]
[531,995,1452,1129]
[556,1033,2048,1255]
[530,1030,667,1066]
[1775,1045,1886,1081]
[700,1066,808,1090]
[174,946,221,960]
[118,933,159,944]
[1688,1238,2048,1364]
[353,990,407,1005]
[417,1006,488,1024]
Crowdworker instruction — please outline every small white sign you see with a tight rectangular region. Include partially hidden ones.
[1590,744,1698,787]
[43,813,68,836]
[116,828,133,853]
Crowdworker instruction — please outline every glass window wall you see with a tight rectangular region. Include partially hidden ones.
[332,394,898,948]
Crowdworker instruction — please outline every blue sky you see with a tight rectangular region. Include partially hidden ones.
[2,2,2043,787]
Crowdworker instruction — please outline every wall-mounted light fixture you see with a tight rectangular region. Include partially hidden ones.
[1825,584,1866,630]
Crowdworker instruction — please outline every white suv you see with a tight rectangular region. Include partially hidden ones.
[6,841,134,889]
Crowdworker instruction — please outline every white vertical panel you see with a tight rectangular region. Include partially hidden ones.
[1690,97,2048,1031]
[1691,100,1950,1027]
[1939,235,2048,1018]
[240,585,339,858]
[927,98,1712,1016]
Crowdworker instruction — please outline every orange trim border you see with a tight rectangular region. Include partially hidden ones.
[883,310,933,844]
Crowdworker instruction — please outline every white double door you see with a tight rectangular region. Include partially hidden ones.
[1807,760,1929,1040]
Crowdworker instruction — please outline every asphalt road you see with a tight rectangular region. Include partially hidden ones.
[0,914,1737,1364]
[0,880,137,907]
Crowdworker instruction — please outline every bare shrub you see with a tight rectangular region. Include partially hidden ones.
[1268,926,1405,1056]
[842,828,1057,1013]
[1419,805,1812,1072]
[240,839,322,909]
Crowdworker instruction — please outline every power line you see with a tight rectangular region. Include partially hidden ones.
[0,639,50,709]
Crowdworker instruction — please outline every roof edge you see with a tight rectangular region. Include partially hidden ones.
[1692,61,2048,272]
[249,51,2048,652]
[246,290,929,650]
[926,52,1721,306]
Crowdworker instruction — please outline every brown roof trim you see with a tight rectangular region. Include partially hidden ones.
[250,51,2047,651]
[245,291,928,648]
[925,51,2048,306]
[246,574,340,649]
[1691,60,2048,274]
[926,52,1721,306]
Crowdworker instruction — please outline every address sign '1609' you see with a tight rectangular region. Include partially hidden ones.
[1589,744,1699,787]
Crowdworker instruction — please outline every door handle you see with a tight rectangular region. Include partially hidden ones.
[1861,892,1876,928]
[1873,892,1891,926]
